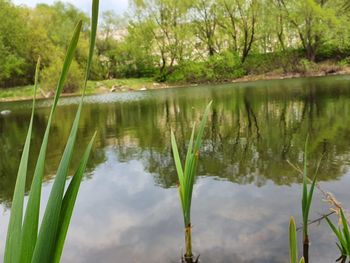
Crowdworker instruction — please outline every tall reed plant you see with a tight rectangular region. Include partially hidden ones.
[171,102,212,261]
[4,1,99,262]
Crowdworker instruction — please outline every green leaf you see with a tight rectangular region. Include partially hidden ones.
[171,102,211,227]
[19,20,83,263]
[302,135,312,239]
[326,216,348,254]
[32,0,100,258]
[4,57,40,263]
[340,208,350,254]
[171,130,185,215]
[171,131,184,189]
[305,172,317,230]
[52,133,97,263]
[289,217,298,263]
[83,0,99,92]
[193,101,212,152]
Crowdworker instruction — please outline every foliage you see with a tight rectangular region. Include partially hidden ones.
[167,61,210,83]
[208,51,245,80]
[0,0,28,87]
[4,1,99,263]
[326,208,350,261]
[41,57,84,93]
[2,0,350,87]
[289,217,305,263]
[168,51,244,83]
[243,51,303,74]
[171,102,211,227]
[171,101,211,258]
[301,137,317,243]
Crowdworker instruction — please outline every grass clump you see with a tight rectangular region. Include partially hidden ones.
[326,208,350,262]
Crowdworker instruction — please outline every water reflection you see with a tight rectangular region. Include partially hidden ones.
[1,75,350,262]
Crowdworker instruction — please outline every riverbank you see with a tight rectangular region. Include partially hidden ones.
[2,66,350,103]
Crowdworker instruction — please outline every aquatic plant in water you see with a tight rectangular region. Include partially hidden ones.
[4,1,99,262]
[171,102,212,262]
[326,208,350,263]
[289,217,305,263]
[301,137,317,263]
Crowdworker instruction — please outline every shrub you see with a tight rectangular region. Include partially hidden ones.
[167,51,244,83]
[297,58,318,74]
[207,51,245,80]
[41,57,84,93]
[167,61,210,83]
[243,50,303,75]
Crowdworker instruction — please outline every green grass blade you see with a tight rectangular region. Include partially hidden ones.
[83,0,99,93]
[336,243,347,255]
[326,216,348,253]
[19,21,83,263]
[305,173,317,225]
[52,133,96,263]
[171,131,185,216]
[32,2,99,259]
[171,131,184,189]
[193,101,212,152]
[302,136,309,237]
[299,257,305,263]
[183,126,195,224]
[340,208,350,253]
[32,92,82,262]
[4,58,40,263]
[184,125,195,172]
[289,217,298,263]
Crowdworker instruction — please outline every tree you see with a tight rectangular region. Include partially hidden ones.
[130,0,192,79]
[0,0,29,87]
[191,0,218,56]
[216,0,259,62]
[277,0,340,61]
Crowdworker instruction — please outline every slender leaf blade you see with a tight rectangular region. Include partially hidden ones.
[289,217,298,263]
[19,21,83,263]
[4,58,40,263]
[52,133,96,263]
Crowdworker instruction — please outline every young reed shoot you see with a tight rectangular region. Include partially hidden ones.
[301,136,317,243]
[171,101,212,259]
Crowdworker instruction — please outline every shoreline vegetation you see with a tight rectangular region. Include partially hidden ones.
[3,0,350,104]
[1,66,350,103]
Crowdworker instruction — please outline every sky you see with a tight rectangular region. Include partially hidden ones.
[12,0,129,15]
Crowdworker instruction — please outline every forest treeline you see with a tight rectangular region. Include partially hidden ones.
[2,0,350,91]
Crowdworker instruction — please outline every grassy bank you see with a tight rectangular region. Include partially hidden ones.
[0,78,161,102]
[1,65,350,102]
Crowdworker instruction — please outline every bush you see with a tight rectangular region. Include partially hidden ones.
[243,50,303,75]
[207,51,245,80]
[41,58,84,93]
[167,61,211,83]
[167,51,245,83]
[297,58,318,74]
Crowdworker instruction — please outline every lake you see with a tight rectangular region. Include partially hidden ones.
[1,75,350,262]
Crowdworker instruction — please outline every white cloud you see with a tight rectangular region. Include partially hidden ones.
[12,0,129,15]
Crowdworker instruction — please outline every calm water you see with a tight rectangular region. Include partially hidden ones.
[1,76,350,262]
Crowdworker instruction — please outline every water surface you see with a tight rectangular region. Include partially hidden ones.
[1,75,350,262]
